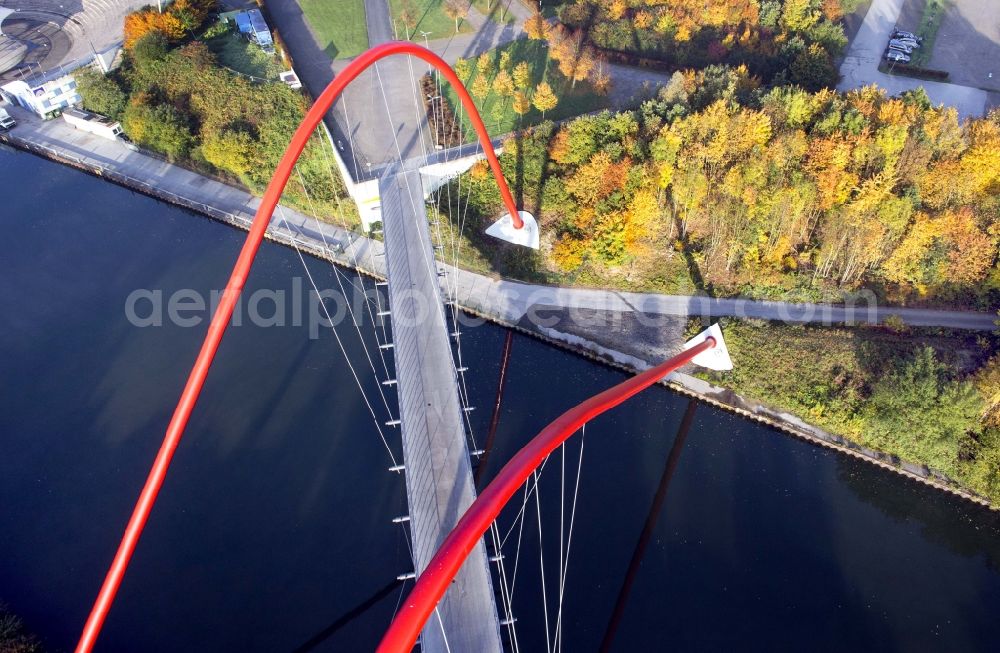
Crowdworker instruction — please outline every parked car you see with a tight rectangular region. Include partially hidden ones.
[888,39,917,53]
[892,29,923,42]
[0,107,15,130]
[886,50,911,63]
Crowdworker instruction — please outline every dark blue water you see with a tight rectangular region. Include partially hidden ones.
[2,144,1000,652]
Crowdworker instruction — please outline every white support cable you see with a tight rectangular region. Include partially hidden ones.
[449,173,482,449]
[557,444,565,652]
[553,427,585,652]
[291,165,395,409]
[425,87,481,453]
[372,59,521,652]
[534,468,553,653]
[373,61,442,306]
[499,456,551,549]
[506,476,533,610]
[433,607,455,653]
[488,520,521,653]
[313,126,393,353]
[274,207,398,468]
[293,159,393,379]
[404,52,431,164]
[339,95,362,181]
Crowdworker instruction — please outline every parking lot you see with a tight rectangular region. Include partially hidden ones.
[898,0,1000,92]
[838,0,988,118]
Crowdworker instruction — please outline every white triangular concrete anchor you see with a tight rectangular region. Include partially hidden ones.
[682,322,733,371]
[485,211,540,249]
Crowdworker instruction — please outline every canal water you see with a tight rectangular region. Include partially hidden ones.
[2,145,1000,652]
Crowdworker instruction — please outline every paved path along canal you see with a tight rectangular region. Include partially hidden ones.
[3,107,995,332]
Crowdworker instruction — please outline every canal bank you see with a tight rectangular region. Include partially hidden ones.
[4,143,1000,652]
[1,113,995,511]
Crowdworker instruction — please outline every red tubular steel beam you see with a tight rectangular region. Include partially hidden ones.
[75,41,522,653]
[376,337,715,653]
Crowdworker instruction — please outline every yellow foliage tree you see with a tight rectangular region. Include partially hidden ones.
[512,91,531,117]
[471,74,491,101]
[124,8,185,49]
[531,81,558,118]
[492,70,515,97]
[552,234,588,271]
[512,61,531,90]
[525,9,550,40]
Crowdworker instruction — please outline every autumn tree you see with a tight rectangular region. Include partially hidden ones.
[454,57,471,80]
[443,0,469,33]
[782,0,821,32]
[202,128,258,178]
[75,68,127,119]
[492,69,515,97]
[490,101,505,129]
[592,57,611,95]
[532,81,558,118]
[525,8,549,40]
[171,0,215,33]
[471,74,490,101]
[977,355,1000,428]
[476,52,492,76]
[123,101,193,159]
[512,61,531,90]
[512,91,531,118]
[124,7,184,48]
[399,0,418,39]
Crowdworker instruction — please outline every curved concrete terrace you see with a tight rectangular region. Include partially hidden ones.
[0,0,147,74]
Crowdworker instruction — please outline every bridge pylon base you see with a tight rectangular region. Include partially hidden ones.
[486,211,539,249]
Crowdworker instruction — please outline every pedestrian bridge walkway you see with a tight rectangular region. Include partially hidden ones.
[378,165,503,653]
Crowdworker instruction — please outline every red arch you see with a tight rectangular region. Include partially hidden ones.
[75,41,523,653]
[376,337,714,652]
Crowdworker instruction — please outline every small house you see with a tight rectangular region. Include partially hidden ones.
[1,73,81,119]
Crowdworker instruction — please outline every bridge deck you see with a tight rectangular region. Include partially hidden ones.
[379,167,503,653]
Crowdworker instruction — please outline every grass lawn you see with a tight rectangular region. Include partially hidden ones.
[389,0,473,41]
[471,0,517,25]
[298,0,368,59]
[694,319,989,441]
[444,39,610,140]
[206,32,283,80]
[910,0,947,66]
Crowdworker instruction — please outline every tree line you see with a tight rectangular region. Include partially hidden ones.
[550,0,855,91]
[445,64,998,309]
[77,7,349,220]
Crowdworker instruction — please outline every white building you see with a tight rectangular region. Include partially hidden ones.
[0,74,81,119]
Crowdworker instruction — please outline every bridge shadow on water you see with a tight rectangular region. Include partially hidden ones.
[598,398,697,652]
[289,578,402,653]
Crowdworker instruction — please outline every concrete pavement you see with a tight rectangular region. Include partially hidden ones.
[266,0,668,176]
[838,0,988,119]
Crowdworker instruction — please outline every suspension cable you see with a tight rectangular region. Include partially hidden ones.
[292,165,395,396]
[377,338,716,652]
[276,206,398,466]
[75,43,533,653]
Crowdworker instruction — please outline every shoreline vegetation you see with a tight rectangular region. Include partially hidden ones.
[4,128,996,507]
[66,1,1000,504]
[428,9,1000,501]
[76,2,357,228]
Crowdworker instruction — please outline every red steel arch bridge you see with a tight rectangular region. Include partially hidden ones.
[74,42,731,653]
